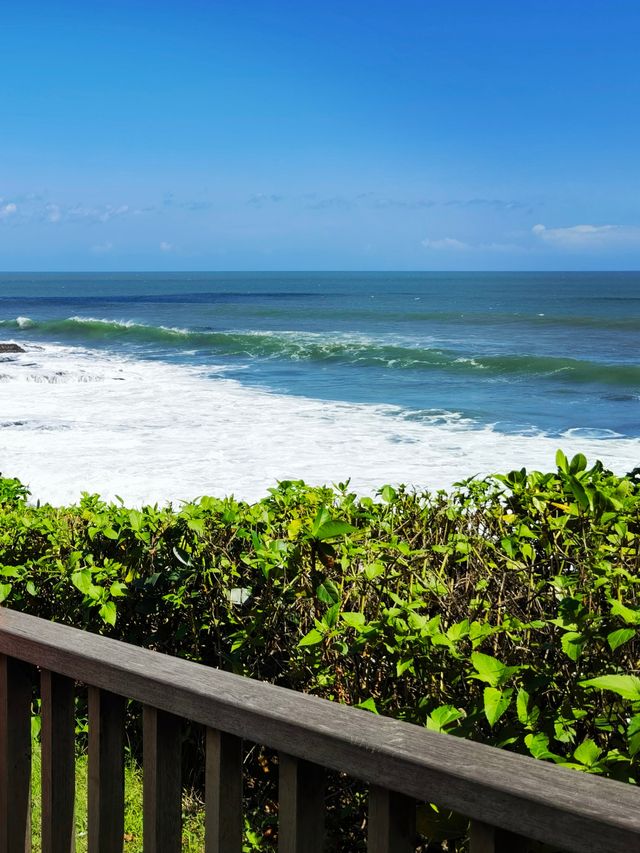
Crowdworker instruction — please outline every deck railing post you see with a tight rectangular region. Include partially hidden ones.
[40,670,76,853]
[278,753,325,853]
[143,706,182,853]
[367,785,414,853]
[0,655,32,853]
[205,728,243,853]
[2,611,640,853]
[469,820,534,852]
[88,688,125,853]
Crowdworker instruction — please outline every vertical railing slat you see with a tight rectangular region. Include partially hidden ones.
[469,820,496,853]
[143,706,182,853]
[367,786,414,853]
[41,670,76,853]
[469,820,533,852]
[278,753,324,853]
[0,655,32,853]
[88,688,125,853]
[205,728,243,853]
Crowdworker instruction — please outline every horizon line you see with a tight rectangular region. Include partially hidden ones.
[2,269,640,275]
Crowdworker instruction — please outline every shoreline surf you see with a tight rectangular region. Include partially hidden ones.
[0,341,638,508]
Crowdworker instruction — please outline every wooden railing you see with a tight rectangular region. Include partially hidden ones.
[0,609,639,853]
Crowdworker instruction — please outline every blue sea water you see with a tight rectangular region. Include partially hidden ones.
[2,271,638,437]
[0,271,638,504]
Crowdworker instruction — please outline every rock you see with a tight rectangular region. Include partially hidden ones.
[0,343,25,353]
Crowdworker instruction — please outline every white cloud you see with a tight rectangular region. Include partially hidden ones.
[0,202,17,220]
[91,241,113,253]
[421,235,524,254]
[248,192,527,212]
[67,204,130,224]
[247,193,285,206]
[422,236,470,251]
[45,204,61,223]
[159,241,173,252]
[2,198,136,226]
[532,223,640,249]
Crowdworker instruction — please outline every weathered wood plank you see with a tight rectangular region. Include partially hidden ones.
[40,670,75,853]
[88,687,125,853]
[367,786,414,853]
[143,706,182,853]
[278,753,324,853]
[1,610,640,853]
[205,728,243,853]
[0,655,32,853]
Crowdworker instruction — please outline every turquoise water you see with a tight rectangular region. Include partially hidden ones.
[2,271,638,438]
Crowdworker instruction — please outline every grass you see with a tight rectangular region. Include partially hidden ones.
[30,743,207,851]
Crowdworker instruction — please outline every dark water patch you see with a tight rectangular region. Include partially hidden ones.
[0,291,321,307]
[602,393,638,402]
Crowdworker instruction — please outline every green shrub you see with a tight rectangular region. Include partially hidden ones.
[0,451,639,787]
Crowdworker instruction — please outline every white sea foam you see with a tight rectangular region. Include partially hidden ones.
[66,316,192,335]
[561,427,625,439]
[1,344,638,507]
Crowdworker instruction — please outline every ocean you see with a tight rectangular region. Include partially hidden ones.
[0,271,638,505]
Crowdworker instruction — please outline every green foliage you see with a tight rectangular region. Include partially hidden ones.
[1,453,640,845]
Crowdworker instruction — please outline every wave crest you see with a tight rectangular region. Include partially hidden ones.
[5,316,639,388]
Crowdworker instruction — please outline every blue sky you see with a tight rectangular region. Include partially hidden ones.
[1,0,639,270]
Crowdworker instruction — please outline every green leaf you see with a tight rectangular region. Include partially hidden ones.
[380,485,396,503]
[580,674,640,701]
[569,453,587,474]
[102,527,119,540]
[516,688,530,726]
[396,657,414,677]
[186,517,205,536]
[0,566,20,578]
[298,628,324,647]
[364,561,385,581]
[525,733,560,762]
[128,509,143,531]
[26,580,37,596]
[607,628,635,651]
[446,619,470,642]
[627,715,640,756]
[355,697,378,714]
[31,714,41,740]
[573,739,601,767]
[471,652,519,688]
[0,583,12,603]
[310,506,331,536]
[309,506,356,540]
[568,477,589,511]
[323,602,340,629]
[341,612,366,630]
[99,600,117,626]
[610,600,640,625]
[483,687,511,727]
[313,520,357,541]
[561,631,584,661]
[316,582,339,605]
[71,569,93,595]
[426,705,464,733]
[555,449,568,473]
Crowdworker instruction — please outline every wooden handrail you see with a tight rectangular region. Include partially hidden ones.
[0,608,639,852]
